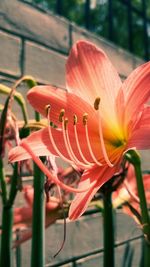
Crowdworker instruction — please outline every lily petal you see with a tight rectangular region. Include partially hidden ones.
[27,85,98,128]
[9,127,71,162]
[9,124,103,166]
[14,207,32,224]
[128,127,150,150]
[66,40,122,123]
[123,61,150,125]
[69,164,118,220]
[137,106,150,127]
[128,106,150,149]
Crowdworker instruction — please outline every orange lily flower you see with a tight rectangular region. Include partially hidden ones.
[9,41,150,220]
[113,165,150,225]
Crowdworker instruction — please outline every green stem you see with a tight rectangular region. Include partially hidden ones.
[25,78,40,122]
[0,159,7,204]
[125,151,150,235]
[0,84,28,125]
[143,241,150,267]
[31,163,45,267]
[0,205,13,267]
[15,230,22,267]
[134,163,150,228]
[0,163,19,267]
[134,162,150,266]
[125,150,150,266]
[103,191,115,267]
[8,163,18,205]
[20,76,44,266]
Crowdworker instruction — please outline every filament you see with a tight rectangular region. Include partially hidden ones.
[21,141,96,193]
[46,105,73,165]
[62,118,90,169]
[93,99,113,167]
[83,113,103,167]
[73,115,94,166]
[98,113,114,167]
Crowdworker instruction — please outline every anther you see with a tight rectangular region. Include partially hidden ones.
[94,97,101,110]
[45,104,51,115]
[64,118,68,130]
[73,114,77,125]
[83,113,88,125]
[59,109,65,122]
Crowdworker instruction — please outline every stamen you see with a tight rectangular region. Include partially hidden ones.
[83,113,88,125]
[64,118,68,131]
[73,116,94,166]
[46,106,73,165]
[73,114,77,125]
[45,104,51,116]
[93,100,114,167]
[21,141,96,193]
[94,97,101,110]
[62,117,90,168]
[83,114,103,167]
[98,113,114,167]
[59,109,65,122]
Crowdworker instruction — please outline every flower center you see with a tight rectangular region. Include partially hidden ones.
[110,138,127,148]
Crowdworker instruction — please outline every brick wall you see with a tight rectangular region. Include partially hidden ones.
[0,0,148,266]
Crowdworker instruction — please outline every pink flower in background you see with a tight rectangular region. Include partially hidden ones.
[9,40,150,220]
[12,185,60,246]
[113,165,150,224]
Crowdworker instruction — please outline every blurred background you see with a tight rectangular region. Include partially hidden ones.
[23,0,150,60]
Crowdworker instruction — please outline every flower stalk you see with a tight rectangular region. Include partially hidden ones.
[0,159,7,204]
[103,187,115,267]
[125,150,150,266]
[0,205,13,267]
[30,76,44,267]
[0,84,28,125]
[0,89,19,266]
[14,76,40,122]
[143,240,150,267]
[0,161,19,267]
[31,162,45,267]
